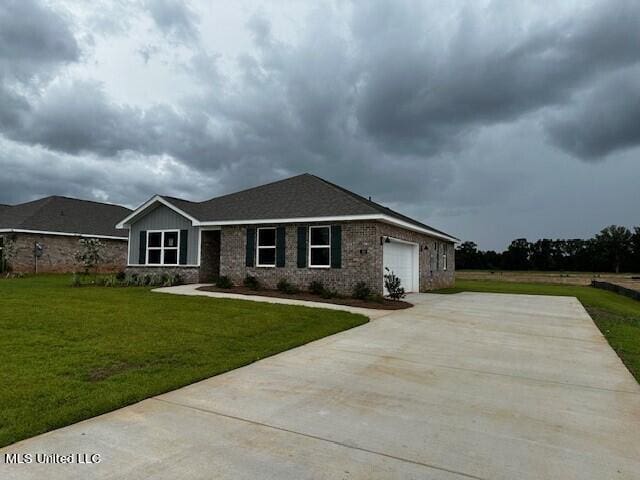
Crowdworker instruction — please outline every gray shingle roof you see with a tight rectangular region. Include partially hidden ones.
[159,174,457,241]
[0,196,131,238]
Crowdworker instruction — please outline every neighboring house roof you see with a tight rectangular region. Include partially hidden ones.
[0,196,131,239]
[119,174,459,242]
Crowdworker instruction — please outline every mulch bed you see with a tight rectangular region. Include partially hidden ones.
[197,285,412,310]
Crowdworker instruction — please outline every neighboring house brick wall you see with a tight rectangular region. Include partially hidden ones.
[2,233,127,274]
[220,221,454,295]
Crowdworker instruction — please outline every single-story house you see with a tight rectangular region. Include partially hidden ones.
[0,196,131,273]
[117,174,458,294]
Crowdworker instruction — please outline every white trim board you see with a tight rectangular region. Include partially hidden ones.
[0,229,127,240]
[116,195,200,229]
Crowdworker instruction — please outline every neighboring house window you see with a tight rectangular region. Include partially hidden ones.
[147,230,179,265]
[0,236,4,272]
[257,227,276,267]
[309,226,331,268]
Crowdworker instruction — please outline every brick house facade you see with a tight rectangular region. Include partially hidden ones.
[220,221,454,294]
[120,174,457,295]
[0,196,131,274]
[1,232,128,274]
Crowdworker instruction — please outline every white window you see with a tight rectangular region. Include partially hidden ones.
[257,227,276,267]
[309,226,331,268]
[443,248,448,271]
[147,230,179,265]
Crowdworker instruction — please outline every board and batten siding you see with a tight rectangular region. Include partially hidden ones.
[128,205,199,265]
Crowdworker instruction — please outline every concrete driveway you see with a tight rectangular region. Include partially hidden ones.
[2,293,639,479]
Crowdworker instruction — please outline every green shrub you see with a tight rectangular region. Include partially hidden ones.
[243,275,261,290]
[277,278,300,294]
[309,280,325,295]
[115,271,126,281]
[352,281,371,300]
[70,273,82,288]
[366,293,385,304]
[384,268,406,300]
[321,288,338,299]
[216,276,233,289]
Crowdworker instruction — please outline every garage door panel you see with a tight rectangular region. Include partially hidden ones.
[383,241,417,293]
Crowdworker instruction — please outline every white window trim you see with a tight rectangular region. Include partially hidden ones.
[146,229,180,266]
[443,248,448,271]
[256,227,277,268]
[309,225,331,268]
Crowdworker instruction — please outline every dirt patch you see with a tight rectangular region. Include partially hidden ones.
[197,285,412,310]
[458,270,640,286]
[87,362,142,382]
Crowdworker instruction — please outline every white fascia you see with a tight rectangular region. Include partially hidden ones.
[0,229,127,240]
[115,195,200,229]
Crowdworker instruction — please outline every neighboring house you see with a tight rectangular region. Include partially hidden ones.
[0,196,131,273]
[117,174,458,294]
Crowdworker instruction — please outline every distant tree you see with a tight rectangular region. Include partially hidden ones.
[631,227,640,272]
[593,225,633,273]
[482,250,503,270]
[502,238,531,270]
[456,241,481,269]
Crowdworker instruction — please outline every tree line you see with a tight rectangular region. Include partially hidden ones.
[456,225,640,273]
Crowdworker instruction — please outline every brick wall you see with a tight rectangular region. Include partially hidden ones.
[220,221,454,295]
[2,233,128,274]
[125,266,200,284]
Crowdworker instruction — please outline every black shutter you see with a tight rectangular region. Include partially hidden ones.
[297,226,307,268]
[330,225,342,268]
[138,231,147,264]
[276,226,286,267]
[179,230,188,265]
[246,227,256,267]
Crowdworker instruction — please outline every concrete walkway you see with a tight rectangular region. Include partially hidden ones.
[153,283,393,319]
[2,293,639,479]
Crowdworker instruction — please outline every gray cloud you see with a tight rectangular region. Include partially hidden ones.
[1,0,640,249]
[546,67,640,159]
[145,0,199,43]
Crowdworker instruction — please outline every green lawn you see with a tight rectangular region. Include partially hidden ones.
[0,275,367,447]
[436,279,640,383]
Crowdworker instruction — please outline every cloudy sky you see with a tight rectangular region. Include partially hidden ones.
[1,0,639,249]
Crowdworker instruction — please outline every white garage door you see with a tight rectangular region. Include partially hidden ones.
[383,240,418,293]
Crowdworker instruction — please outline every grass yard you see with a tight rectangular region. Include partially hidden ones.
[0,275,367,448]
[437,279,640,383]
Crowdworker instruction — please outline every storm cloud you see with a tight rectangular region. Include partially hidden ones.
[0,0,639,249]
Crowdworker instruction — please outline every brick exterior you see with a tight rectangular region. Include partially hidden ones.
[125,266,200,283]
[219,221,454,295]
[1,233,127,274]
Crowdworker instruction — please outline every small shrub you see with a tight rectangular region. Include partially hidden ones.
[366,293,385,304]
[352,281,371,300]
[243,275,261,290]
[70,273,82,287]
[115,271,126,281]
[384,268,406,300]
[216,275,233,289]
[309,280,325,295]
[277,278,300,294]
[321,288,338,299]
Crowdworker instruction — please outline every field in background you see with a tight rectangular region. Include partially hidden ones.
[458,270,640,290]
